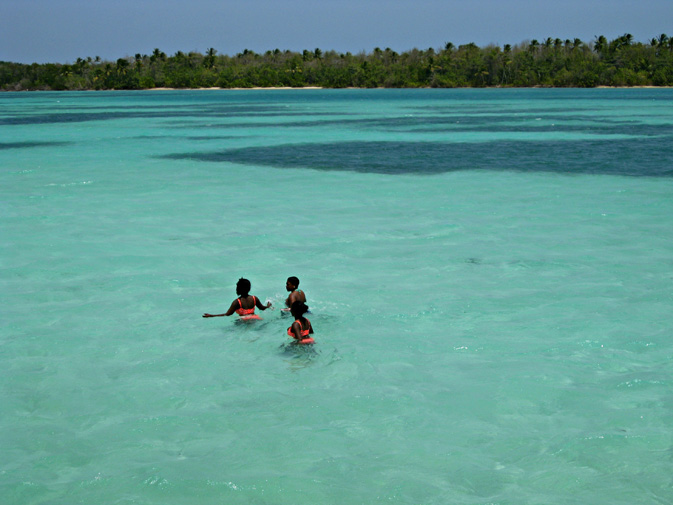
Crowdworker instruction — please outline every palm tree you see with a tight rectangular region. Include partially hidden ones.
[594,35,608,55]
[116,58,129,74]
[610,34,633,53]
[384,47,398,64]
[204,47,217,68]
[528,39,539,54]
[134,54,143,72]
[501,44,512,85]
[150,49,166,63]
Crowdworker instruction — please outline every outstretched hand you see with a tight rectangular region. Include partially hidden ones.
[203,313,214,318]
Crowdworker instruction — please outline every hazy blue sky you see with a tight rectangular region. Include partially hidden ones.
[2,0,671,63]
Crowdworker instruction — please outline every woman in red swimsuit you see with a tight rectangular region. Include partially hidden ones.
[203,278,271,320]
[287,301,314,344]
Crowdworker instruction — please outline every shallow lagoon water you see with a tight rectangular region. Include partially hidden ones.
[1,89,672,504]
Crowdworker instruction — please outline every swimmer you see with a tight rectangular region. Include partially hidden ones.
[287,301,314,344]
[285,276,306,308]
[203,278,271,320]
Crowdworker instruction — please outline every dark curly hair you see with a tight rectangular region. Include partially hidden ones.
[236,278,251,296]
[290,300,309,318]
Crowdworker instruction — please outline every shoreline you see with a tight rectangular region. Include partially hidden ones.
[150,85,672,90]
[149,86,325,91]
[2,85,672,93]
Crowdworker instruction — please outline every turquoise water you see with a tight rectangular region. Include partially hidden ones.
[2,89,672,504]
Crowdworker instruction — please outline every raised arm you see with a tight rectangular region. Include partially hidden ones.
[203,299,239,318]
[256,297,272,311]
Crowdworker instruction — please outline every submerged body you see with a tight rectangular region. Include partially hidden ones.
[287,300,314,344]
[287,317,314,344]
[232,295,265,321]
[203,278,271,320]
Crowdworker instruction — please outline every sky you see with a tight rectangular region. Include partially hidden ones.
[1,0,671,64]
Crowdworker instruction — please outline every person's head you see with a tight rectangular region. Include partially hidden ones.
[290,300,309,319]
[236,278,251,296]
[286,276,300,292]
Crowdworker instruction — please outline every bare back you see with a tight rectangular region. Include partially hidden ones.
[285,289,306,308]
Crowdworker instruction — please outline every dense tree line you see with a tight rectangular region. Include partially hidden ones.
[2,34,673,91]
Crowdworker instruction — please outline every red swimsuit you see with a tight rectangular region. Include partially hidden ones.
[236,296,261,320]
[287,318,314,344]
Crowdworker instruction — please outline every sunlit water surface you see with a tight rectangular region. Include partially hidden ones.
[2,89,672,504]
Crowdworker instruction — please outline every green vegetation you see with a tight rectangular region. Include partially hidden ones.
[2,34,673,90]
